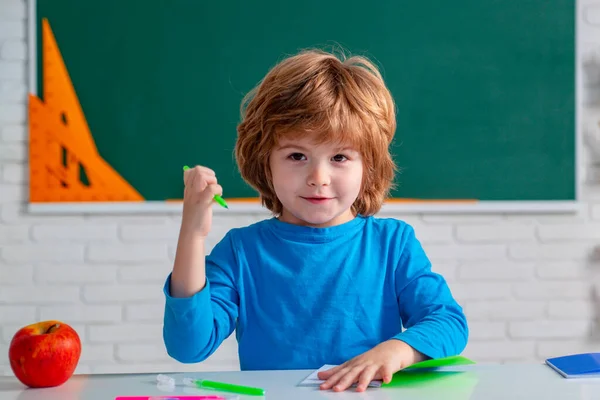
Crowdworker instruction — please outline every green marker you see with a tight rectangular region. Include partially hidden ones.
[183,165,229,209]
[183,377,265,396]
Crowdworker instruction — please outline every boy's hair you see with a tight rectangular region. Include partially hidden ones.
[235,48,397,216]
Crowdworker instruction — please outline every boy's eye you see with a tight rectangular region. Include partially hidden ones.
[332,154,347,162]
[289,153,306,161]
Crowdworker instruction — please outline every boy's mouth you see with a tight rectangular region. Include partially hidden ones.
[301,196,332,204]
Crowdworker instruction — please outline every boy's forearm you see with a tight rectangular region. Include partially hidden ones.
[170,228,208,298]
[394,308,469,360]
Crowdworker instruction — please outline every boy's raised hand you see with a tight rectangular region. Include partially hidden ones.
[317,339,424,392]
[181,165,223,237]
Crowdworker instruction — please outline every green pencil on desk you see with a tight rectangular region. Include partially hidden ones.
[183,377,265,396]
[183,165,229,209]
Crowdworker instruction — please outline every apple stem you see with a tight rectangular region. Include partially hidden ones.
[45,323,60,334]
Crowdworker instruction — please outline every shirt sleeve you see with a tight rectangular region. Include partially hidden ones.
[391,224,469,360]
[162,231,240,363]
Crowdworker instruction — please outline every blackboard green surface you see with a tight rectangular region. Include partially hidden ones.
[34,0,576,203]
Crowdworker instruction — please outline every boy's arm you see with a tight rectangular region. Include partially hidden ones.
[392,225,469,360]
[162,232,239,363]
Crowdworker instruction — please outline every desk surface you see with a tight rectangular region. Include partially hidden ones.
[1,363,600,400]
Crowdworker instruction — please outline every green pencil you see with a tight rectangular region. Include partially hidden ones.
[187,378,265,396]
[182,165,229,209]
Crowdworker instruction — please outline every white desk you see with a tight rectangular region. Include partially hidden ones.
[1,364,600,400]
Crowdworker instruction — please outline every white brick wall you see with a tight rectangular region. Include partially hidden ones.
[1,0,600,376]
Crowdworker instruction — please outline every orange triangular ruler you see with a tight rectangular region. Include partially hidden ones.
[29,18,143,202]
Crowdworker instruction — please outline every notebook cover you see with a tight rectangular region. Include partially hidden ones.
[545,353,600,377]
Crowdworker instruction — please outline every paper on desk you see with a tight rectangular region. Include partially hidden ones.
[298,364,383,388]
[381,355,477,389]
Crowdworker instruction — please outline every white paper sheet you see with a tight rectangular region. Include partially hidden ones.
[298,364,383,388]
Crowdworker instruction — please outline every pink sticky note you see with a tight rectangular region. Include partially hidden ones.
[115,396,227,400]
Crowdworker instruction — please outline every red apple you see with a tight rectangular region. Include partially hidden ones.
[8,320,81,388]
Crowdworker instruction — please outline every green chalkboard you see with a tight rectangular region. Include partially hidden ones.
[34,0,576,203]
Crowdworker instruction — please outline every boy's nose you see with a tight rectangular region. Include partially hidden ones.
[307,165,331,186]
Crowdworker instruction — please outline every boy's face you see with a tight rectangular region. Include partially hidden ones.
[269,135,363,228]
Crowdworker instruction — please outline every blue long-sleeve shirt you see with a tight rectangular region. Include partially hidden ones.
[162,215,468,370]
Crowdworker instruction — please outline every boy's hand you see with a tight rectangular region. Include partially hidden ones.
[317,340,424,392]
[181,165,223,237]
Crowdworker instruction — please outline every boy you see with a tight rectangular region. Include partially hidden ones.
[163,49,468,392]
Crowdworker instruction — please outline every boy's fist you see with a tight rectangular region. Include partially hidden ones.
[181,165,223,237]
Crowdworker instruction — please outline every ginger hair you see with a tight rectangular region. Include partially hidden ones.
[235,48,397,216]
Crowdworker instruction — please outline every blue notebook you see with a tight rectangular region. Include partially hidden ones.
[546,353,600,378]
